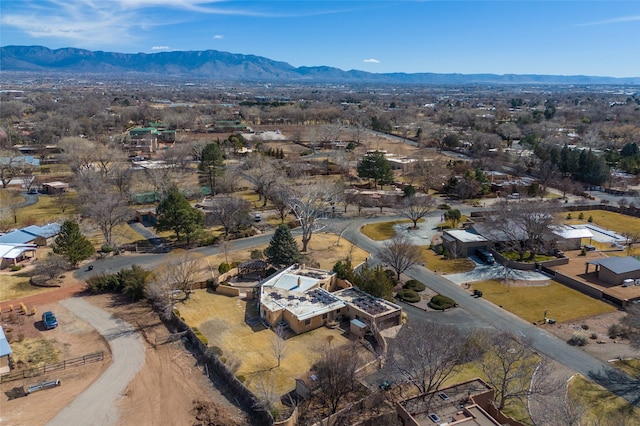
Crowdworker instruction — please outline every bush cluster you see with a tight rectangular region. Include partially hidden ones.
[396,289,420,303]
[404,279,426,292]
[85,265,150,300]
[567,333,587,346]
[429,294,456,310]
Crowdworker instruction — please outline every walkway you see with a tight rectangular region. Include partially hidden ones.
[444,262,550,285]
[48,298,145,426]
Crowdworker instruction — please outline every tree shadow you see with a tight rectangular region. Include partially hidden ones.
[588,366,640,408]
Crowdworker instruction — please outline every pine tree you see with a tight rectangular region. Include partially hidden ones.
[198,142,225,196]
[265,225,301,268]
[156,186,205,245]
[53,220,95,268]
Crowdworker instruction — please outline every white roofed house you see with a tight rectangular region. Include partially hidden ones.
[259,264,402,335]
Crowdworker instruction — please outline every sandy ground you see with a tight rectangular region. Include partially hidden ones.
[1,275,248,426]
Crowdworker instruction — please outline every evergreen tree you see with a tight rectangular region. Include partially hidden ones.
[156,186,205,245]
[332,258,355,282]
[353,264,394,300]
[265,225,301,268]
[53,220,95,267]
[356,151,393,188]
[198,142,225,196]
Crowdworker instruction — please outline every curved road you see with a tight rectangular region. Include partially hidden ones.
[48,298,145,426]
[72,205,640,406]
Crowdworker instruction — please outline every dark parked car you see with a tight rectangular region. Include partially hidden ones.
[42,311,58,330]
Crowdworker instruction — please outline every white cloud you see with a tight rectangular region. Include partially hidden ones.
[364,58,380,64]
[151,46,171,51]
[213,35,224,39]
[577,15,640,27]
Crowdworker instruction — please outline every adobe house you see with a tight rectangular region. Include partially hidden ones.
[259,265,402,335]
[585,256,640,286]
[396,378,524,426]
[41,181,69,194]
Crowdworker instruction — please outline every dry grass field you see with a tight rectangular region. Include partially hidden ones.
[560,209,640,236]
[568,375,640,423]
[421,249,476,274]
[471,279,617,323]
[177,290,354,398]
[204,232,369,271]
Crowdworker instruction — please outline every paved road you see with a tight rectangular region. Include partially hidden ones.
[0,192,38,215]
[48,298,145,426]
[72,208,640,406]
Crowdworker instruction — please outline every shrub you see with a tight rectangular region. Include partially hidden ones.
[86,273,122,293]
[429,294,456,310]
[566,213,572,220]
[578,212,584,220]
[11,265,22,271]
[588,215,593,222]
[396,289,420,303]
[404,279,426,292]
[435,245,444,255]
[218,262,231,274]
[250,249,264,260]
[192,327,209,346]
[236,374,246,383]
[590,333,598,340]
[580,248,587,256]
[208,346,223,357]
[567,333,587,346]
[438,203,451,210]
[100,245,114,253]
[581,324,589,330]
[608,323,625,339]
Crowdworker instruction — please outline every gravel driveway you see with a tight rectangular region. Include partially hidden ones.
[48,298,145,426]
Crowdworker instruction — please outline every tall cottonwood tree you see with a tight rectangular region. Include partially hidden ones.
[388,322,480,403]
[314,341,361,416]
[287,182,334,252]
[398,194,435,229]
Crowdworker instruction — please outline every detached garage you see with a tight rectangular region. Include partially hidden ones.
[442,229,489,257]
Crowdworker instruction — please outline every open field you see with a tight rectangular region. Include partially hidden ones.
[178,290,356,398]
[612,359,640,377]
[7,193,76,227]
[561,209,640,236]
[471,279,617,323]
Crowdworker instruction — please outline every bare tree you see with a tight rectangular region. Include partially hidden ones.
[622,231,640,256]
[30,253,69,283]
[314,341,361,415]
[479,332,559,411]
[204,195,252,237]
[287,182,335,252]
[241,155,283,207]
[376,234,423,281]
[620,304,640,349]
[0,149,23,188]
[388,322,480,402]
[398,194,435,229]
[482,201,558,261]
[78,189,132,248]
[271,325,287,368]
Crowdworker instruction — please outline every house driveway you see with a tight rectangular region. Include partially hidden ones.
[444,259,550,285]
[48,298,145,426]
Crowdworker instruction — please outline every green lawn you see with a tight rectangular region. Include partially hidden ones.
[501,251,555,262]
[471,279,616,323]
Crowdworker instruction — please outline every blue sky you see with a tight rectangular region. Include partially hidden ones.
[1,1,639,77]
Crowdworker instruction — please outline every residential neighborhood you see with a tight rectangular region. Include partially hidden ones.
[1,69,640,425]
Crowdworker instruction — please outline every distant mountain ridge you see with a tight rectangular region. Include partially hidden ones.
[1,45,638,85]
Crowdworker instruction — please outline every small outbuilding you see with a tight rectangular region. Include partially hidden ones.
[442,229,490,257]
[41,181,69,194]
[585,256,640,286]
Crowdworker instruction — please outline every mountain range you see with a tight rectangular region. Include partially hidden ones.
[1,45,638,85]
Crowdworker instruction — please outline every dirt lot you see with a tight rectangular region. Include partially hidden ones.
[1,288,249,426]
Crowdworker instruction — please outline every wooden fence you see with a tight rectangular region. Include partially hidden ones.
[1,351,105,384]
